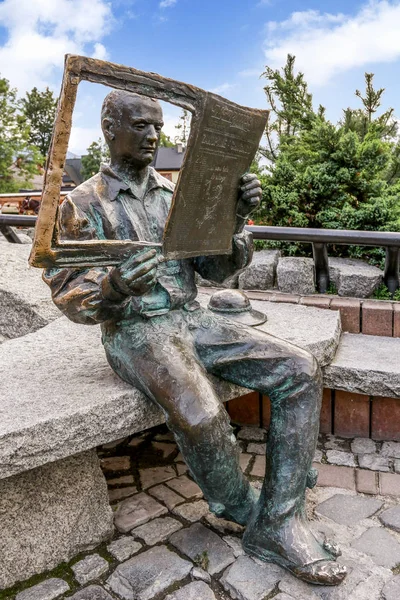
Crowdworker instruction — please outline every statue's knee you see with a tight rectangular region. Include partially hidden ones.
[295,351,320,381]
[193,409,232,438]
[167,401,229,439]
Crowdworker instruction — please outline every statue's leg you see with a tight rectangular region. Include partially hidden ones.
[102,313,256,525]
[193,311,347,585]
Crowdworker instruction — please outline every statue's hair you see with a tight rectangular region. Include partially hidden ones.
[101,90,159,124]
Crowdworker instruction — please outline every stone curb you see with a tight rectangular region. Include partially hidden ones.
[200,287,400,338]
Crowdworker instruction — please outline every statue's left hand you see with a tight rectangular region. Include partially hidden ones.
[236,173,262,227]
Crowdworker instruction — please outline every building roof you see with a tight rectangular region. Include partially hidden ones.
[64,157,83,186]
[152,145,186,171]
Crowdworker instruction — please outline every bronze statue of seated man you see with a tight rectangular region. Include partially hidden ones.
[44,90,347,586]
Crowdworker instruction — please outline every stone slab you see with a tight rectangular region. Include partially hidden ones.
[131,516,183,545]
[166,475,203,499]
[251,455,266,478]
[351,527,400,568]
[191,567,212,583]
[172,500,210,522]
[379,506,400,533]
[0,316,243,480]
[277,256,315,295]
[170,523,235,575]
[358,454,390,472]
[315,494,383,526]
[239,453,252,472]
[107,475,135,486]
[220,556,283,600]
[251,299,341,367]
[382,576,400,600]
[238,250,280,290]
[324,333,400,398]
[380,473,400,496]
[140,465,176,489]
[71,554,109,585]
[223,535,245,557]
[328,257,382,298]
[106,546,192,600]
[114,493,168,533]
[237,427,267,442]
[351,438,376,454]
[68,587,113,600]
[0,450,113,590]
[381,441,400,458]
[247,443,266,455]
[101,456,131,473]
[0,244,60,341]
[15,579,69,600]
[326,450,356,467]
[108,486,137,503]
[0,298,341,480]
[205,513,244,534]
[152,441,177,458]
[148,483,185,509]
[107,537,142,562]
[165,581,216,600]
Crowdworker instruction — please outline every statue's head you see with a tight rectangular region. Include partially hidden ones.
[101,90,164,169]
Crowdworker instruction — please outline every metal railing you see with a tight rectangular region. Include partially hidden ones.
[1,215,399,294]
[246,225,400,294]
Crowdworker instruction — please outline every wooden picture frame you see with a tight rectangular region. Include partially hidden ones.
[29,55,268,268]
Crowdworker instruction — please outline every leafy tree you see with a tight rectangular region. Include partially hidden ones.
[159,131,174,147]
[0,76,42,193]
[20,87,58,157]
[174,109,190,144]
[260,54,323,163]
[256,56,400,264]
[81,138,110,181]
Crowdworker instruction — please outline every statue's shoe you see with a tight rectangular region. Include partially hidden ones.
[242,511,347,586]
[243,540,347,586]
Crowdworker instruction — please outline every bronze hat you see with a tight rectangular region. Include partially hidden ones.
[207,289,267,327]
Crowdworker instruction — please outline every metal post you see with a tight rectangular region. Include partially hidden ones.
[0,224,23,243]
[384,246,400,295]
[312,243,330,293]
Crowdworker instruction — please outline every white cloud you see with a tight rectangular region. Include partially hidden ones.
[0,0,113,92]
[68,125,103,156]
[159,0,177,8]
[210,82,237,95]
[264,1,400,86]
[92,42,108,60]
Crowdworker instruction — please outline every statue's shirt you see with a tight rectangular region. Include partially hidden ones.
[43,165,252,325]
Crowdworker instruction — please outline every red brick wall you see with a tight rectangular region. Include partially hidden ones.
[227,389,400,441]
[224,292,400,439]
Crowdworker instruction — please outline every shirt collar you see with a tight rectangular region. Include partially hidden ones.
[100,164,175,202]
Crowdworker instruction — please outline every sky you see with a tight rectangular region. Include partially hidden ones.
[1,0,400,155]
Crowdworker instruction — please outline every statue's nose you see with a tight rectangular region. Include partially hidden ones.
[146,125,158,142]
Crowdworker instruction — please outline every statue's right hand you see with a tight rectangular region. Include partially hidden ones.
[108,248,158,297]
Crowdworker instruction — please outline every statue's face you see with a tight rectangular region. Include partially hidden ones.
[111,96,164,168]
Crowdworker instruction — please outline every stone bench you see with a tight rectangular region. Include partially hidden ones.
[0,295,341,589]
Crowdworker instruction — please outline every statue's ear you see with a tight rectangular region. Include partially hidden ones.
[102,117,115,141]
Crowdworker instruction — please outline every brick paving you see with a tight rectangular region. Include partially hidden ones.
[5,425,400,600]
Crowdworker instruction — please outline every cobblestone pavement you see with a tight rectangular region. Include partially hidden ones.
[5,426,400,600]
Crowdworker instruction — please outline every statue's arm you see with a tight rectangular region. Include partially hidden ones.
[193,230,253,284]
[42,196,129,325]
[43,265,129,325]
